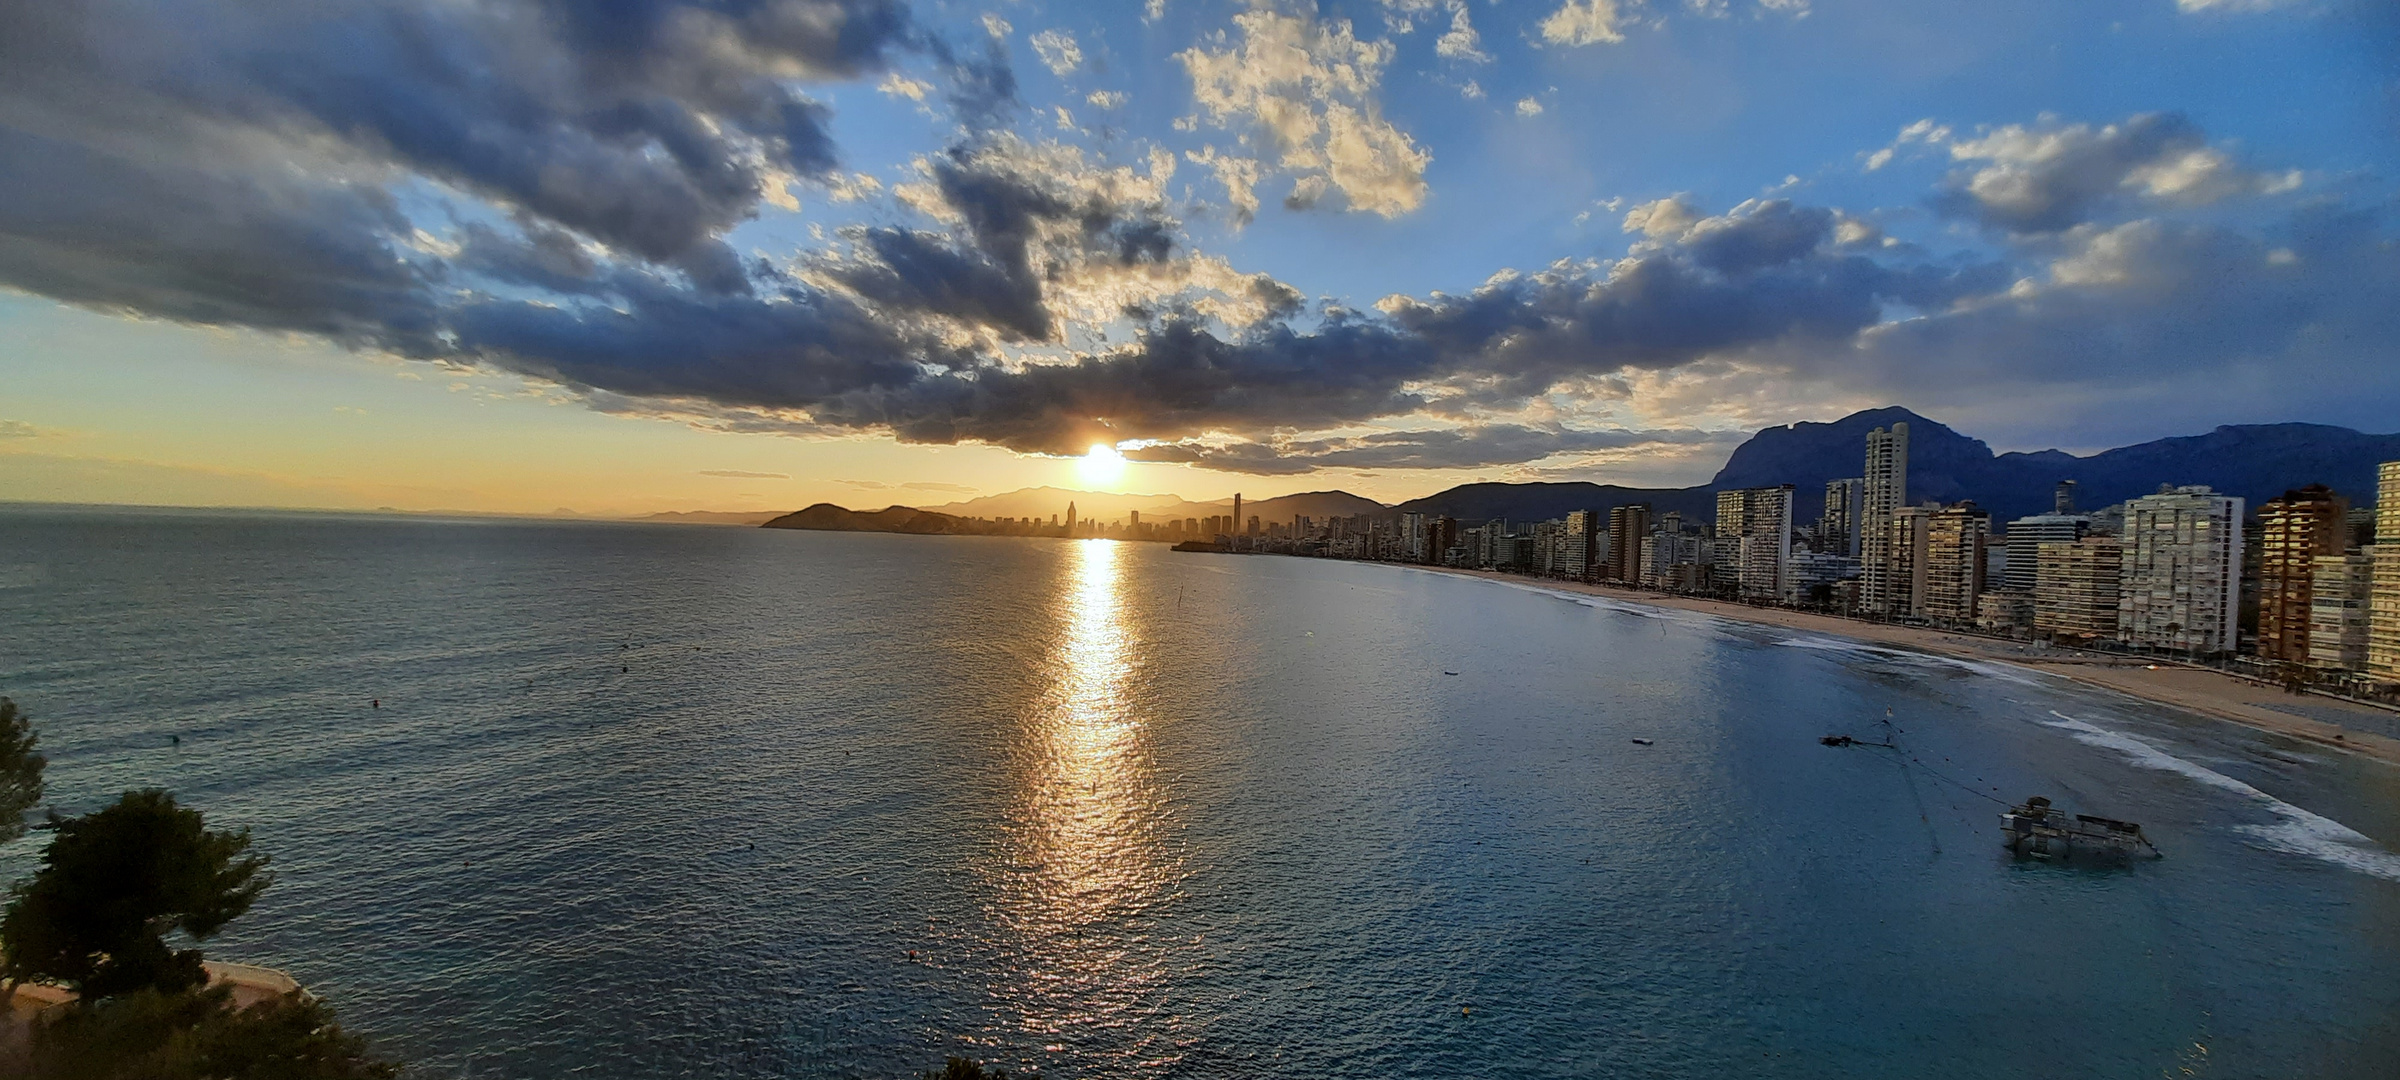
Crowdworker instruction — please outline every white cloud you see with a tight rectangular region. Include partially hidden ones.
[1146,0,1169,20]
[1178,7,1431,218]
[1459,79,1485,100]
[876,72,930,101]
[1030,29,1083,77]
[1378,0,1442,34]
[2175,0,2302,10]
[1436,5,1491,63]
[1540,0,1626,47]
[1622,195,1701,239]
[1189,145,1264,226]
[981,13,1012,39]
[1087,89,1129,109]
[1516,97,1544,117]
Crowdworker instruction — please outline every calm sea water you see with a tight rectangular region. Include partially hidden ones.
[2,505,2397,1078]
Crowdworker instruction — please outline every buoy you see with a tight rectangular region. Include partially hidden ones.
[1462,1006,1471,1015]
[371,699,379,709]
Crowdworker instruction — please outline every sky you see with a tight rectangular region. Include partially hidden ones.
[1,0,2394,516]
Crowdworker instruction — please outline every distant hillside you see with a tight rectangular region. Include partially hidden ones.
[761,504,967,534]
[639,510,782,526]
[1174,489,1387,524]
[1390,482,1716,523]
[921,486,1187,523]
[1389,407,2396,528]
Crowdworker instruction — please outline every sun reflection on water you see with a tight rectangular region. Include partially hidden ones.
[994,538,1183,1061]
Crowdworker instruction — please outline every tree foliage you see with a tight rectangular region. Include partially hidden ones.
[2,789,270,998]
[27,987,398,1080]
[0,697,45,843]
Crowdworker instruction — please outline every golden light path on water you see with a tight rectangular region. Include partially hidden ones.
[994,539,1184,1064]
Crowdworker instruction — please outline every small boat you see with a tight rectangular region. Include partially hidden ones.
[2000,796,2158,859]
[1630,738,1654,746]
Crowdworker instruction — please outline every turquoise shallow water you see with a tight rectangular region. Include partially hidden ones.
[2,505,2397,1078]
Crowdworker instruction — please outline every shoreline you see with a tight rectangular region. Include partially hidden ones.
[1394,563,2400,769]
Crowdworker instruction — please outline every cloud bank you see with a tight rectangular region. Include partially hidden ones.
[0,0,2391,477]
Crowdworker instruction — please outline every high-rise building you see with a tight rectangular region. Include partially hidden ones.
[1719,486,1794,600]
[1715,489,1749,541]
[1860,423,1909,614]
[2118,486,2244,654]
[2001,513,2091,592]
[2371,462,2400,684]
[2309,554,2376,671]
[1066,500,1077,537]
[2035,536,2124,641]
[1872,505,1934,618]
[1563,509,1601,579]
[1400,512,1428,562]
[2054,480,2079,515]
[1823,478,1865,557]
[1607,503,1652,583]
[1922,502,1991,624]
[2256,485,2349,663]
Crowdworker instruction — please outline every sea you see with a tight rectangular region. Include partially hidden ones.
[2,504,2396,1079]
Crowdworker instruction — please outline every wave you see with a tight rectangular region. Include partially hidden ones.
[2040,710,2400,882]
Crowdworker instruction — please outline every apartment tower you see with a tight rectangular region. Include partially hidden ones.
[2118,486,2245,654]
[2256,485,2348,663]
[2371,462,2400,684]
[1860,423,1909,614]
[2034,536,2124,641]
[1607,504,1652,583]
[1922,502,1991,625]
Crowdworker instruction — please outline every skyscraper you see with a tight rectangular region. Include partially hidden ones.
[2309,554,2375,672]
[2370,462,2400,684]
[1860,423,1909,614]
[1922,502,1990,625]
[1718,486,1793,600]
[1883,505,1933,618]
[1823,478,1865,557]
[1563,509,1601,579]
[1066,500,1077,537]
[1606,503,1651,583]
[2256,485,2348,663]
[2118,486,2244,654]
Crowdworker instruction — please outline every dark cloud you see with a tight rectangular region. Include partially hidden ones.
[0,15,2384,488]
[1823,202,2400,442]
[1936,112,2297,235]
[1124,426,1739,475]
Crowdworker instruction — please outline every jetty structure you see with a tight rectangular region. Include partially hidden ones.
[2000,796,2160,859]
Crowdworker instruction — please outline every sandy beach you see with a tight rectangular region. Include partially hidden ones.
[1409,565,2400,770]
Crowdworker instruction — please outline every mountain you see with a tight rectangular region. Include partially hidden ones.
[920,486,1187,522]
[1390,407,2398,528]
[1706,408,2400,523]
[639,510,783,526]
[922,486,1388,525]
[1389,482,1717,523]
[761,504,967,533]
[1193,489,1389,523]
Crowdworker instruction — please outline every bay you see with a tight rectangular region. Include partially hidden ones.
[2,505,2396,1077]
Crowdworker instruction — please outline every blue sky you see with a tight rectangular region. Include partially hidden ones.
[1,0,2394,513]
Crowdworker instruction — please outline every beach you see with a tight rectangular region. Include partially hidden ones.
[1418,565,2400,769]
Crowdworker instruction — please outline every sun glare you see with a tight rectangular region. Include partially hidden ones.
[1076,443,1127,488]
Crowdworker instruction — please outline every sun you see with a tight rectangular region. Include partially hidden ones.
[1075,443,1127,489]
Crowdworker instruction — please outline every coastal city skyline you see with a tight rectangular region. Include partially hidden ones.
[4,1,2396,516]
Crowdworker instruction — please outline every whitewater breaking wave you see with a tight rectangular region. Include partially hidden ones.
[2040,711,2400,882]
